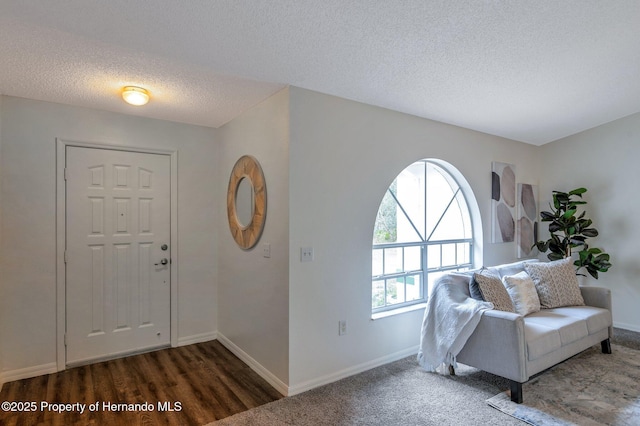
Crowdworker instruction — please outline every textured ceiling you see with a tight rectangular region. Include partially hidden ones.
[1,1,639,145]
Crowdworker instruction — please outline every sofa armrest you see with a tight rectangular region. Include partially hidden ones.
[580,286,611,310]
[580,286,613,337]
[456,310,528,383]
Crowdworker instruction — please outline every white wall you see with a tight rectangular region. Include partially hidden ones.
[0,96,218,379]
[539,112,640,332]
[287,87,540,391]
[217,88,290,388]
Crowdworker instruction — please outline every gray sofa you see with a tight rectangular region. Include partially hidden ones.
[453,260,613,403]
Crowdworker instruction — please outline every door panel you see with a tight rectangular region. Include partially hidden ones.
[66,147,171,365]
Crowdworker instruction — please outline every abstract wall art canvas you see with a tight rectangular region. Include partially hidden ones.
[491,162,516,243]
[517,183,539,258]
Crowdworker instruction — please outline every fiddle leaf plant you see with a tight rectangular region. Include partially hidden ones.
[533,187,611,279]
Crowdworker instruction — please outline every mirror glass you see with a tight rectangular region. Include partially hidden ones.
[235,177,254,227]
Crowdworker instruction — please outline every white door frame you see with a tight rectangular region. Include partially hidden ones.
[55,138,179,371]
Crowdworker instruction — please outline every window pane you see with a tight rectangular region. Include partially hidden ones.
[384,247,402,274]
[372,249,383,276]
[394,162,425,241]
[386,278,401,305]
[427,244,441,270]
[395,205,423,243]
[425,165,454,239]
[404,246,421,271]
[430,192,474,241]
[373,189,398,244]
[457,243,470,265]
[441,243,457,267]
[405,274,422,301]
[455,193,473,239]
[430,202,465,240]
[372,280,385,308]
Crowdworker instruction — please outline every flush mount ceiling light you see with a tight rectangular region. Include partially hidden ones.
[121,86,150,106]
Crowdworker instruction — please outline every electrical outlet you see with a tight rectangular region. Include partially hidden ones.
[263,243,271,258]
[339,320,347,336]
[300,247,314,262]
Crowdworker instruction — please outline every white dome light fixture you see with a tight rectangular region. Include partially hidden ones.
[122,86,150,106]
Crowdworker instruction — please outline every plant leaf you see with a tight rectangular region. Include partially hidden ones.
[569,188,587,196]
[549,222,562,232]
[548,252,564,261]
[540,211,556,221]
[534,241,549,252]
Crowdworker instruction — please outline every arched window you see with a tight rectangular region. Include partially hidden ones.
[372,159,479,314]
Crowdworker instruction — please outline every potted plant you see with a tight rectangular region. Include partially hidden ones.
[533,188,611,278]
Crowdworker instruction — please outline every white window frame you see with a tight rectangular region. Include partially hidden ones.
[372,159,482,315]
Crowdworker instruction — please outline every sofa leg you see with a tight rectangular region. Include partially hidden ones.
[601,338,612,354]
[510,381,523,404]
[448,365,455,375]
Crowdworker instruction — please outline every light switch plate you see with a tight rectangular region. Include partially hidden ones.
[300,247,314,262]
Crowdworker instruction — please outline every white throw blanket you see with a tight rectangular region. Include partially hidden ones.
[417,273,493,373]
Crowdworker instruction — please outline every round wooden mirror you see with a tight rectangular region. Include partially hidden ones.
[227,155,267,249]
[235,176,254,228]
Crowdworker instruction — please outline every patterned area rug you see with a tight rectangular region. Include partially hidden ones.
[487,344,640,425]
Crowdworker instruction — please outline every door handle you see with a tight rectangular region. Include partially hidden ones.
[154,258,168,266]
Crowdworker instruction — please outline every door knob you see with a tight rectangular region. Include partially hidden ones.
[161,244,168,251]
[155,258,168,266]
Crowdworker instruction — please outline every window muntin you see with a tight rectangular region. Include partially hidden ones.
[372,160,474,313]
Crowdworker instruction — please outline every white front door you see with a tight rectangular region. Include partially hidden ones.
[65,146,171,365]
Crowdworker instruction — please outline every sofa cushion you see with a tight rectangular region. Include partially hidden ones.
[524,322,562,360]
[471,271,515,312]
[524,258,585,308]
[550,306,612,335]
[502,271,541,316]
[525,310,589,346]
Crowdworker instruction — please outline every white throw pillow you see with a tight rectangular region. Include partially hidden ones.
[502,271,541,316]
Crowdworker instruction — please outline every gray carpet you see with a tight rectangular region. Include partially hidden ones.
[210,328,640,425]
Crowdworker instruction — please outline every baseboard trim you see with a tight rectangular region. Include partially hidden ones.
[216,333,289,396]
[614,321,640,333]
[0,362,58,390]
[177,331,218,347]
[287,345,419,396]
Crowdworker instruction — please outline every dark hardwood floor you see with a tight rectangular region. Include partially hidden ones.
[0,340,283,426]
